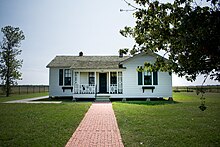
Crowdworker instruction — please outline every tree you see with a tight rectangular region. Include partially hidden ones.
[120,0,220,83]
[0,26,25,97]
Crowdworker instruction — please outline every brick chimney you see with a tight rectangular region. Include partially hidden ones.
[79,51,83,56]
[119,52,123,58]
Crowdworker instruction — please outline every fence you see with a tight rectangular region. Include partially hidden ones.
[173,85,220,93]
[0,85,49,95]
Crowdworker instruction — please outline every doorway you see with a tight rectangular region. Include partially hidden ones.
[99,73,107,93]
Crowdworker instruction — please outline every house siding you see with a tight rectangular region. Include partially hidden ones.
[122,54,172,98]
[48,53,172,98]
[49,68,73,97]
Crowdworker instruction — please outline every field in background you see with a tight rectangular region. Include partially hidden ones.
[1,84,219,95]
[0,85,49,95]
[173,85,220,93]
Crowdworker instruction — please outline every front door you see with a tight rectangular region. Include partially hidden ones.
[99,73,107,93]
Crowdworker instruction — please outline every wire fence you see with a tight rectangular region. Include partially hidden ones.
[0,85,49,95]
[173,85,220,93]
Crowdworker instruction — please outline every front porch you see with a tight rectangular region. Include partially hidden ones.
[73,71,123,95]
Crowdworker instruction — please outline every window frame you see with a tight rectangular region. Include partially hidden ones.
[88,72,95,85]
[138,69,158,86]
[64,69,71,86]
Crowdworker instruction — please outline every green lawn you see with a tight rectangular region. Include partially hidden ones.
[113,92,220,147]
[1,92,219,146]
[0,102,91,147]
[0,92,49,102]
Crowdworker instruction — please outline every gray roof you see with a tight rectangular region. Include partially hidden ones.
[46,56,130,69]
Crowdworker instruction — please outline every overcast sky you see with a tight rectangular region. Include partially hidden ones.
[0,0,219,86]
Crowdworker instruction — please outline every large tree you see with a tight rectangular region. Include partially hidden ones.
[0,26,25,97]
[120,0,220,82]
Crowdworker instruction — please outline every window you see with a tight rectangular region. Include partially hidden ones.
[138,70,158,85]
[64,69,71,86]
[74,72,79,84]
[59,69,63,86]
[144,71,152,85]
[118,72,123,94]
[110,72,117,84]
[89,72,95,84]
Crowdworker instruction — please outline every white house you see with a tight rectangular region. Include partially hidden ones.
[46,52,172,101]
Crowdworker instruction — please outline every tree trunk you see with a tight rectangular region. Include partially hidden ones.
[6,77,10,97]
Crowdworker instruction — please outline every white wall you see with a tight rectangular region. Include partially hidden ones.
[122,54,172,98]
[49,54,172,98]
[80,72,88,84]
[49,68,73,97]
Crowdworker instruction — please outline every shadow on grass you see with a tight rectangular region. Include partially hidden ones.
[119,100,179,106]
[37,97,72,102]
[36,97,179,105]
[36,97,95,102]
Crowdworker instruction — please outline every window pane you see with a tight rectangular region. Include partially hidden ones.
[89,72,94,77]
[65,69,71,77]
[89,77,95,84]
[64,69,71,86]
[138,71,142,85]
[64,77,71,85]
[153,72,158,85]
[144,71,152,85]
[59,69,63,86]
[74,72,78,84]
[89,72,95,84]
[111,72,117,84]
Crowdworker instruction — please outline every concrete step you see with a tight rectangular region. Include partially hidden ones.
[95,96,110,102]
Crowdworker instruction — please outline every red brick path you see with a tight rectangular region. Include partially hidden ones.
[65,103,124,147]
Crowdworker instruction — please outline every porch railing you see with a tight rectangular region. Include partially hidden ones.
[74,84,96,94]
[110,84,117,94]
[74,84,119,94]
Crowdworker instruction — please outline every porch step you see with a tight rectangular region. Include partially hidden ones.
[95,96,110,102]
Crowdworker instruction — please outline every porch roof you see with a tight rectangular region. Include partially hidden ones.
[46,56,130,69]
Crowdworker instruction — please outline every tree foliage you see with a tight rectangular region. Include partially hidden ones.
[120,0,220,82]
[0,26,25,96]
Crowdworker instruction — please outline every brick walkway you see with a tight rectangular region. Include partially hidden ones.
[65,103,124,147]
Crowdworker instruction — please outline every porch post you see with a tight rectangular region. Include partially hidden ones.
[116,71,118,94]
[109,71,111,94]
[79,72,81,94]
[94,71,97,94]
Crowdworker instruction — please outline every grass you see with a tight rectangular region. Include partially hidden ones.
[0,102,91,147]
[1,92,219,146]
[0,92,48,102]
[113,92,220,147]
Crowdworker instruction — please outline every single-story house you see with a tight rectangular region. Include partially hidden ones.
[46,51,172,101]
